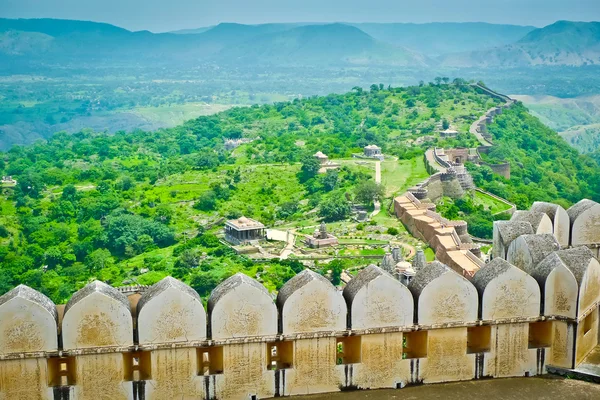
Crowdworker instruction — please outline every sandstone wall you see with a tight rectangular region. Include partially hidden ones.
[1,200,600,400]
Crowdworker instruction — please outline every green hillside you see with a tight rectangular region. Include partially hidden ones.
[1,83,599,304]
[469,102,600,209]
[0,83,498,302]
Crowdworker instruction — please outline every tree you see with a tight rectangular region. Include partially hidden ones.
[322,170,338,192]
[442,119,450,130]
[354,181,385,206]
[195,190,217,211]
[319,193,351,222]
[85,248,114,272]
[328,259,344,286]
[190,271,219,297]
[300,155,320,182]
[278,201,299,220]
[176,248,202,269]
[61,184,78,202]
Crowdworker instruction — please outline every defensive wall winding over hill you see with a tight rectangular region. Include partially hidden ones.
[0,199,599,399]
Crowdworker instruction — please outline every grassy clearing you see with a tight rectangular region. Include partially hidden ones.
[381,157,429,197]
[473,190,512,214]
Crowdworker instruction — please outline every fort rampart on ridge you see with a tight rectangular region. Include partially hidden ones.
[0,199,599,400]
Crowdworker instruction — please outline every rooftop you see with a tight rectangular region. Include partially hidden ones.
[364,144,381,150]
[225,216,265,231]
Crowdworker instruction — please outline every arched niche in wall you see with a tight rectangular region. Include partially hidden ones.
[62,280,133,350]
[208,273,277,340]
[0,285,58,354]
[408,261,478,325]
[137,276,206,345]
[276,269,346,334]
[472,258,540,320]
[343,265,413,330]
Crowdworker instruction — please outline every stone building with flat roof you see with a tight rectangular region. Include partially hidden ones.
[364,144,383,160]
[224,216,266,245]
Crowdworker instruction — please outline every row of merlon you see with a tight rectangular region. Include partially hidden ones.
[0,245,598,355]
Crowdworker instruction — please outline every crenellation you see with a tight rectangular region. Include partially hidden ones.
[0,199,599,399]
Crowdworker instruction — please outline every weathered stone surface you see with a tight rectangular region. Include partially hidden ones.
[277,269,346,334]
[350,332,411,389]
[511,211,553,235]
[137,276,206,344]
[472,258,540,320]
[209,273,277,339]
[0,285,58,354]
[408,261,478,325]
[568,199,600,249]
[62,280,133,349]
[281,337,341,395]
[532,252,578,318]
[0,358,52,400]
[343,265,413,329]
[216,342,276,399]
[506,234,560,274]
[483,323,537,378]
[144,348,203,400]
[73,353,133,400]
[492,220,534,259]
[423,327,474,384]
[531,202,570,247]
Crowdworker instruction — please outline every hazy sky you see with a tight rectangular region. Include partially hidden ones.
[2,0,599,32]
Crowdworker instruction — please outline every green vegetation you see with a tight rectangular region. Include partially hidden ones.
[437,194,511,239]
[0,82,499,302]
[468,102,600,209]
[2,82,598,302]
[472,190,513,214]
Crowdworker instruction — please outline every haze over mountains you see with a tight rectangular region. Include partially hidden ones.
[1,18,599,67]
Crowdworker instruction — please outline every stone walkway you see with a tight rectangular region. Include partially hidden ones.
[371,160,382,218]
[279,230,297,260]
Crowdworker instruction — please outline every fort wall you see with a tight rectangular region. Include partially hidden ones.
[2,201,598,400]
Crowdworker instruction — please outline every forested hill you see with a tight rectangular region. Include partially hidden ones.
[469,102,600,208]
[0,82,599,304]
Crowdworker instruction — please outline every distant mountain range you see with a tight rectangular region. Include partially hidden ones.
[0,18,599,68]
[440,21,600,67]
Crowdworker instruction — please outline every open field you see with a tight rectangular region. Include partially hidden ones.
[473,190,513,214]
[381,157,429,196]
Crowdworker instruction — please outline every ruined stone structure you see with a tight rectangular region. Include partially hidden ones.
[431,147,511,181]
[224,138,256,151]
[440,128,458,138]
[411,170,472,202]
[313,151,340,174]
[394,192,484,277]
[224,216,266,245]
[363,144,383,160]
[1,227,598,399]
[305,222,339,248]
